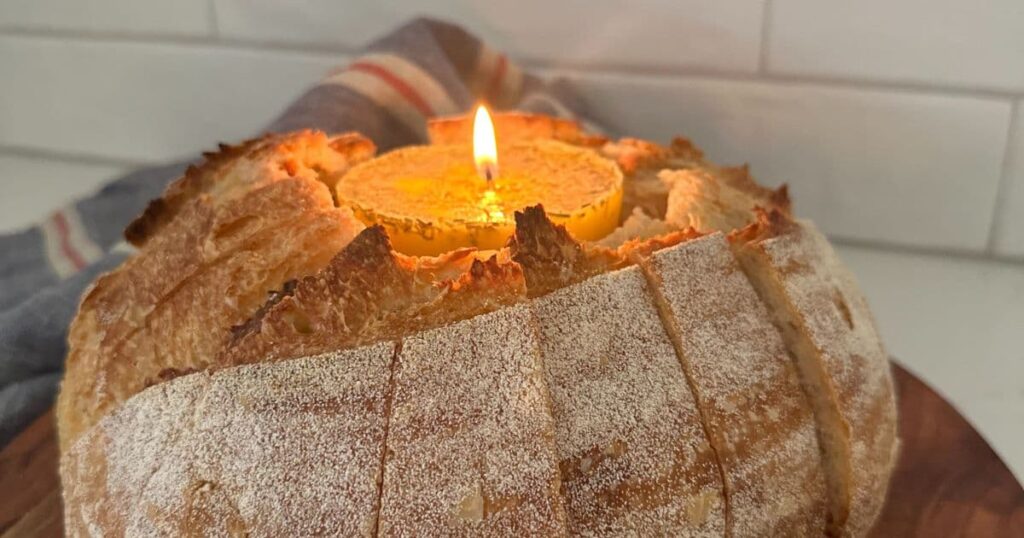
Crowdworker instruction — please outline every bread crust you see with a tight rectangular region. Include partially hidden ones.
[532,263,726,534]
[59,123,896,537]
[62,343,396,536]
[57,131,374,452]
[646,234,829,536]
[731,211,899,536]
[379,306,568,535]
[219,225,526,368]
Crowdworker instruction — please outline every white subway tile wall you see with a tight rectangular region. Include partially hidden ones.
[565,71,1011,251]
[0,1,1020,261]
[992,103,1024,258]
[0,0,212,37]
[768,0,1024,92]
[0,35,340,163]
[213,0,765,72]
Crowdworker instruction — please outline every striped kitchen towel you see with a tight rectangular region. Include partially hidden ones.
[0,17,603,447]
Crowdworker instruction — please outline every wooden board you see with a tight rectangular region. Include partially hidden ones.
[1,363,1021,537]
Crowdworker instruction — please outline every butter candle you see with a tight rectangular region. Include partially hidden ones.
[336,107,623,256]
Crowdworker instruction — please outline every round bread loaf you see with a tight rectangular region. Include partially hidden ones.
[58,115,897,537]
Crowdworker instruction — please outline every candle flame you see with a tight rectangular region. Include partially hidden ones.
[473,105,498,183]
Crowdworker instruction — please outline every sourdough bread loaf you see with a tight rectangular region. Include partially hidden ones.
[59,114,897,537]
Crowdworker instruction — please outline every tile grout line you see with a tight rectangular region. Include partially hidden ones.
[207,0,220,38]
[532,61,1023,102]
[757,0,774,74]
[832,236,1024,268]
[985,100,1019,254]
[0,25,357,57]
[0,144,153,168]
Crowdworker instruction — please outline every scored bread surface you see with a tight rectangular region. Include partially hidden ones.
[57,132,373,452]
[378,305,567,536]
[645,234,829,536]
[733,217,898,537]
[62,343,395,536]
[532,265,725,536]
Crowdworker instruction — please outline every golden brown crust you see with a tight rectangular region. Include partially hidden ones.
[729,208,801,245]
[218,226,526,368]
[663,166,791,235]
[57,131,375,453]
[600,136,789,232]
[125,133,375,246]
[719,164,792,214]
[730,216,899,537]
[509,204,700,297]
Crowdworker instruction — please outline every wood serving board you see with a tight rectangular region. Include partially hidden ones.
[1,363,1021,537]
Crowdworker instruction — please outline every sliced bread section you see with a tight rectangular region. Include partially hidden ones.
[61,342,396,536]
[377,305,568,535]
[731,212,898,537]
[532,265,726,535]
[644,233,828,536]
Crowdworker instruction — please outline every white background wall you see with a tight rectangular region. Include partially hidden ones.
[1,1,1023,479]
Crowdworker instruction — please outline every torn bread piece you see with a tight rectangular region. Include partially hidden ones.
[663,165,790,234]
[730,210,898,537]
[594,207,674,248]
[378,305,568,536]
[219,226,525,367]
[509,204,698,298]
[599,136,789,234]
[600,137,692,221]
[644,233,829,536]
[62,342,395,537]
[57,131,374,452]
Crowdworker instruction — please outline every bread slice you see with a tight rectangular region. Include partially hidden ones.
[643,233,829,536]
[531,263,727,534]
[219,225,525,367]
[378,305,567,535]
[730,211,898,537]
[61,342,396,536]
[57,131,374,453]
[511,208,726,534]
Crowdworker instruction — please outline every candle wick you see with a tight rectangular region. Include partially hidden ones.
[480,162,497,188]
